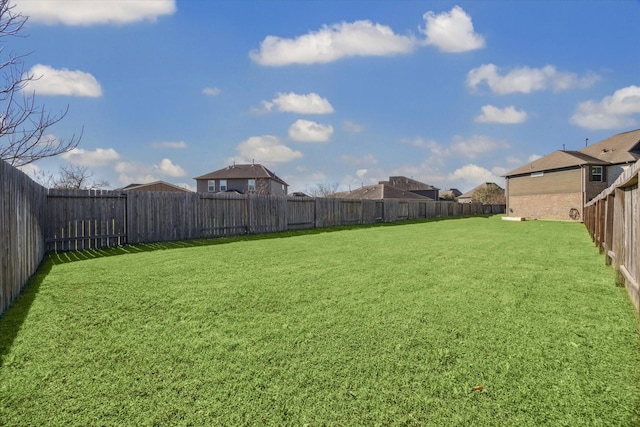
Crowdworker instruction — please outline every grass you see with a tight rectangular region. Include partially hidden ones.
[0,216,638,426]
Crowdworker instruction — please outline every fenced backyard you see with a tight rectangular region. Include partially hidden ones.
[1,216,638,425]
[1,161,503,316]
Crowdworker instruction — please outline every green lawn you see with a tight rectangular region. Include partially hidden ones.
[1,216,638,426]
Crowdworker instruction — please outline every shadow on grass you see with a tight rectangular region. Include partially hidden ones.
[0,214,498,366]
[47,214,498,266]
[0,257,53,368]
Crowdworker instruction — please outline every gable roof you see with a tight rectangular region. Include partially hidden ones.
[459,182,503,199]
[119,181,192,193]
[378,176,439,191]
[579,129,640,164]
[194,163,288,186]
[504,129,640,177]
[335,184,433,200]
[505,150,608,177]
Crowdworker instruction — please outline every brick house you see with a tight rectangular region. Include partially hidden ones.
[194,163,288,195]
[504,129,640,221]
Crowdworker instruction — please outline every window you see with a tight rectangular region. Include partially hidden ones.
[248,179,256,192]
[591,166,603,182]
[531,171,543,177]
[207,180,215,192]
[220,179,227,191]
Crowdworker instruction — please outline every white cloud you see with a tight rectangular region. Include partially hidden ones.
[339,153,378,167]
[475,105,528,124]
[448,164,503,187]
[289,119,334,142]
[450,135,510,158]
[356,169,368,179]
[115,161,157,185]
[155,158,186,177]
[234,135,303,164]
[61,148,119,167]
[250,20,416,66]
[15,0,176,26]
[467,64,600,94]
[343,119,364,133]
[410,135,508,159]
[570,85,640,130]
[420,6,485,53]
[150,141,187,149]
[203,87,221,96]
[528,154,543,162]
[17,162,41,177]
[257,92,334,114]
[23,64,102,97]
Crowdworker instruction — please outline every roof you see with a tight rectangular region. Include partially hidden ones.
[119,181,192,193]
[579,129,640,164]
[335,184,433,200]
[504,129,640,177]
[378,176,439,191]
[194,163,288,186]
[459,182,503,199]
[505,150,608,176]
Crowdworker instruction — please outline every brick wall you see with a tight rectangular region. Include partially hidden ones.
[507,192,584,221]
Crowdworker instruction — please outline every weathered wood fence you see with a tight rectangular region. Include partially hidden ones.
[584,159,640,313]
[0,161,47,315]
[46,190,504,251]
[1,159,505,316]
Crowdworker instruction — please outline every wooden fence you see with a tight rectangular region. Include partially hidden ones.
[45,190,504,251]
[584,160,640,312]
[0,161,47,315]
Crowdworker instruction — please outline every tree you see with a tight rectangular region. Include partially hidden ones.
[0,0,80,167]
[473,184,505,204]
[48,164,109,190]
[307,182,340,197]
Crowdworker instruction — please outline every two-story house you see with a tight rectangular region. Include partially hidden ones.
[504,129,640,221]
[194,163,288,195]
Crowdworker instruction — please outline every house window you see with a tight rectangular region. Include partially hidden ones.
[220,179,227,191]
[531,171,543,177]
[208,180,215,192]
[248,179,256,192]
[591,166,604,182]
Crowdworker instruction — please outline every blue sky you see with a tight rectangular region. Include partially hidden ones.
[11,0,640,193]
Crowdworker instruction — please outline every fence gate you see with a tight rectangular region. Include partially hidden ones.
[45,189,127,252]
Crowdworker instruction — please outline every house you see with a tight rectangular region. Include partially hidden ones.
[504,129,640,221]
[119,181,192,193]
[194,163,288,195]
[377,176,440,200]
[458,182,505,204]
[334,183,433,200]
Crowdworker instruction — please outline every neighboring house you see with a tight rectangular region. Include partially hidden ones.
[378,176,440,200]
[504,129,640,221]
[440,188,462,201]
[194,163,288,195]
[458,182,505,204]
[334,183,433,200]
[119,181,192,193]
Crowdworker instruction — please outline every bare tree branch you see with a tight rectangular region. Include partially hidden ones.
[50,164,109,190]
[0,0,80,167]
